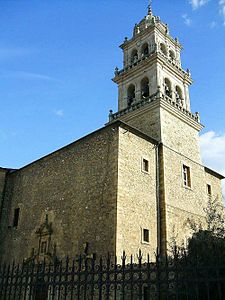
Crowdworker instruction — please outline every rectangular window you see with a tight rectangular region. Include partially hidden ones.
[142,158,149,173]
[183,165,191,188]
[13,208,20,227]
[40,241,47,254]
[143,229,149,243]
[207,184,212,196]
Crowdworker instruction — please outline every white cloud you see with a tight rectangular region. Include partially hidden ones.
[182,14,192,26]
[54,109,64,117]
[0,70,56,81]
[189,0,210,9]
[219,0,225,25]
[200,131,225,195]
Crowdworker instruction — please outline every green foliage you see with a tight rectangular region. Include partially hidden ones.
[184,196,225,264]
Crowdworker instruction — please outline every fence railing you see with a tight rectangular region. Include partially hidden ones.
[1,251,225,300]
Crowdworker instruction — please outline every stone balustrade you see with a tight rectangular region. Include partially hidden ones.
[109,92,200,123]
[114,51,190,78]
[109,93,158,121]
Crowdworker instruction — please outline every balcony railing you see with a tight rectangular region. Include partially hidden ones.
[109,92,200,123]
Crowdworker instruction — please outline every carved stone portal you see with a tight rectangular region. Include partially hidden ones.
[27,214,57,264]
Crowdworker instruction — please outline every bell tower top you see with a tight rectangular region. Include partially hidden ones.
[147,0,153,16]
[111,3,198,123]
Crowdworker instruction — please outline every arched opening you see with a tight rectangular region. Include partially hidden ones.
[130,49,138,64]
[169,50,175,61]
[141,77,150,99]
[127,84,136,106]
[175,86,183,105]
[141,43,149,57]
[164,78,172,98]
[160,43,167,56]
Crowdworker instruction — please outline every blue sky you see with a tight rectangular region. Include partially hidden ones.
[0,0,225,190]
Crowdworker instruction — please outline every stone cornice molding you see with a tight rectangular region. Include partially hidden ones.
[113,53,192,85]
[109,96,203,132]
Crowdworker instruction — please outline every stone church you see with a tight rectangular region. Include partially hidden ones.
[0,6,224,263]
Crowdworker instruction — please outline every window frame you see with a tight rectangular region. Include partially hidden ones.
[182,164,191,188]
[13,208,20,228]
[142,157,150,174]
[142,228,150,244]
[207,184,212,196]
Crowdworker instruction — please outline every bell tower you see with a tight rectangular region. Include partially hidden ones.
[113,5,192,112]
[110,4,206,256]
[110,4,203,163]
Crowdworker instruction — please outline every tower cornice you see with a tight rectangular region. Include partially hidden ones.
[113,52,192,85]
[120,21,182,51]
[108,94,203,132]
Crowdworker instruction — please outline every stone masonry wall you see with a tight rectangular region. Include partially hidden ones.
[0,169,7,203]
[161,108,202,163]
[121,104,161,142]
[163,145,224,249]
[0,125,119,263]
[116,127,158,260]
[0,169,7,225]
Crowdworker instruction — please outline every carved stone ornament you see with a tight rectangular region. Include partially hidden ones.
[25,214,57,264]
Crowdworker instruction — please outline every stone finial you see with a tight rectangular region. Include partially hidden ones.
[186,68,191,77]
[165,24,169,35]
[195,112,200,123]
[114,67,119,76]
[124,37,128,43]
[109,110,113,122]
[133,24,140,36]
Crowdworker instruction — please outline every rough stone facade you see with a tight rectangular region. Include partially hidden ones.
[111,7,224,255]
[0,125,119,262]
[116,126,158,259]
[0,7,224,264]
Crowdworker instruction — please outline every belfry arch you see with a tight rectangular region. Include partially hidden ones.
[141,77,150,99]
[141,43,149,57]
[127,84,136,106]
[164,78,172,98]
[130,49,138,64]
[160,43,167,56]
[175,86,183,105]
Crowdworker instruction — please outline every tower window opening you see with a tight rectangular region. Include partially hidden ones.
[183,165,191,188]
[13,208,20,227]
[130,49,138,64]
[169,50,175,61]
[164,78,172,98]
[127,84,136,106]
[141,77,150,99]
[160,43,167,56]
[175,86,183,106]
[141,43,149,57]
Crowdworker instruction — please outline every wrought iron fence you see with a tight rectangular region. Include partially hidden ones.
[1,251,225,300]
